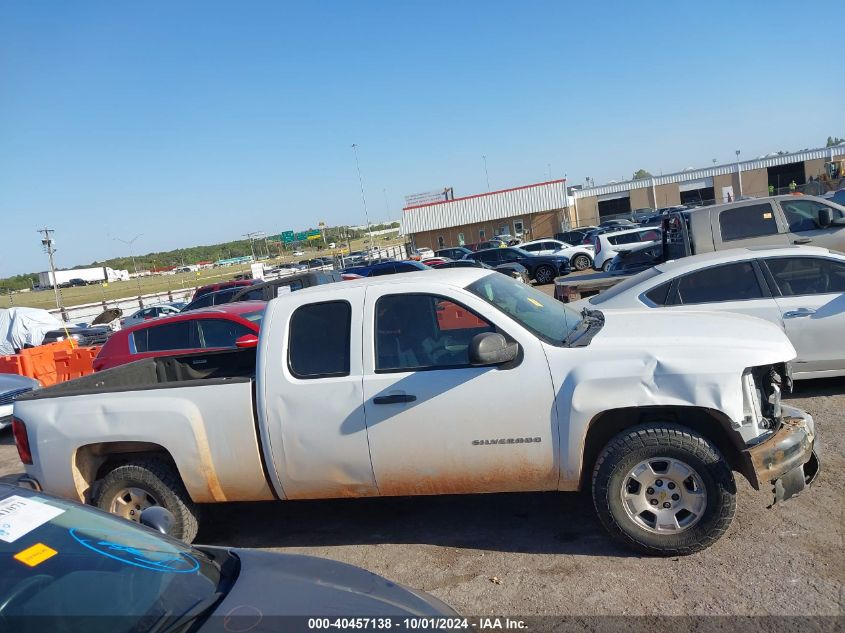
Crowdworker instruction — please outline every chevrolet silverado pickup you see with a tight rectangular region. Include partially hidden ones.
[13,269,819,555]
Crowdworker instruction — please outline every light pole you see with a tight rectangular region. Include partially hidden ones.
[112,233,144,299]
[351,144,373,248]
[37,228,64,315]
[482,155,490,191]
[735,150,743,197]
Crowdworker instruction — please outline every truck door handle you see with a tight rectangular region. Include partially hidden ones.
[793,237,812,244]
[783,308,816,318]
[373,394,417,404]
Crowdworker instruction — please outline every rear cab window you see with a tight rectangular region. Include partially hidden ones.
[288,301,351,378]
[719,203,779,241]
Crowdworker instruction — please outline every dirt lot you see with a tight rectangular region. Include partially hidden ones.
[1,378,842,618]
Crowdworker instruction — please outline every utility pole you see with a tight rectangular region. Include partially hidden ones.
[483,155,491,191]
[351,144,373,248]
[243,232,259,261]
[112,233,144,300]
[37,228,65,316]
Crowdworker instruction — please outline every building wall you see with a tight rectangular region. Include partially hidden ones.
[805,158,827,179]
[410,209,562,250]
[741,167,768,198]
[574,197,599,226]
[712,173,741,203]
[653,183,681,207]
[629,187,652,210]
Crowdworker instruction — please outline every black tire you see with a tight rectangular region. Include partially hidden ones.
[572,254,592,271]
[591,423,736,556]
[601,260,613,272]
[533,265,555,284]
[94,456,200,543]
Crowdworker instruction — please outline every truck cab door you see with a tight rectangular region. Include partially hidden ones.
[778,198,845,250]
[361,283,559,496]
[258,287,378,499]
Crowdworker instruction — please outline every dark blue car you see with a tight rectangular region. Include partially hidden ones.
[464,247,570,284]
[341,260,430,277]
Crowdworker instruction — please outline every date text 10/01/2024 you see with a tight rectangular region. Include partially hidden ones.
[307,618,528,630]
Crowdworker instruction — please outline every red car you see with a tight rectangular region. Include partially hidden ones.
[191,279,257,302]
[93,302,265,371]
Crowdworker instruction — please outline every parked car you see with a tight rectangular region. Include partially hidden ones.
[518,238,595,271]
[342,260,430,277]
[412,247,435,260]
[599,219,637,229]
[191,279,258,302]
[420,256,452,267]
[0,374,39,428]
[832,189,845,205]
[0,483,455,627]
[592,226,662,271]
[606,240,665,275]
[435,246,473,260]
[468,239,508,251]
[40,323,113,347]
[14,269,818,555]
[182,285,257,312]
[92,302,266,371]
[292,250,305,256]
[577,245,845,380]
[230,271,344,301]
[121,304,183,328]
[431,258,531,283]
[661,195,845,263]
[465,247,571,284]
[555,227,597,245]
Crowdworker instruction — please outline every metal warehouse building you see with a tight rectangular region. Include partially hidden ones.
[401,145,845,249]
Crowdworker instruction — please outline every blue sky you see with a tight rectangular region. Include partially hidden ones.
[0,1,837,275]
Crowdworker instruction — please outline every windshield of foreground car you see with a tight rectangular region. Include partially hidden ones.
[467,273,583,345]
[0,491,223,629]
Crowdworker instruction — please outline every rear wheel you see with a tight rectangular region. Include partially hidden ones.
[571,254,592,271]
[601,260,613,272]
[533,265,555,284]
[94,456,200,542]
[591,423,736,556]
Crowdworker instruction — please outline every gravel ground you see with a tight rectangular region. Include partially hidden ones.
[1,378,842,619]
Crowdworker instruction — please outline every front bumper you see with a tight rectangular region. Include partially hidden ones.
[745,404,819,506]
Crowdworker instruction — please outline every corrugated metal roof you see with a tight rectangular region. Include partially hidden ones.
[573,145,845,199]
[400,179,567,235]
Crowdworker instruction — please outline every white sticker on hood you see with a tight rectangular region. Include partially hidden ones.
[0,495,65,543]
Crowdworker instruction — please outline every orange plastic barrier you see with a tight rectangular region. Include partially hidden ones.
[0,340,76,386]
[54,346,101,384]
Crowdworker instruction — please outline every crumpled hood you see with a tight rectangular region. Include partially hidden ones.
[203,549,454,630]
[590,308,795,366]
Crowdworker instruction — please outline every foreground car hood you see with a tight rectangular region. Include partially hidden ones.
[204,549,454,628]
[591,308,795,363]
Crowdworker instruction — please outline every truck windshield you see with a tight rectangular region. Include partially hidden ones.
[466,273,583,345]
[0,489,228,629]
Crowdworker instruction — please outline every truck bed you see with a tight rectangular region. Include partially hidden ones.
[21,347,257,400]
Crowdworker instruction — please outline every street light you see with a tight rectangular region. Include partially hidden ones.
[112,233,143,299]
[735,150,743,197]
[351,144,374,248]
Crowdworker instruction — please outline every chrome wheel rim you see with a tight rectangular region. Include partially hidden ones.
[620,457,707,534]
[109,487,159,522]
[573,255,590,270]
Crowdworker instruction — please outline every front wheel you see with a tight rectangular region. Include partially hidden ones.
[591,423,736,556]
[601,260,613,272]
[533,265,555,284]
[94,457,200,542]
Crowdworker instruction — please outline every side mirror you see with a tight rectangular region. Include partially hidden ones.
[469,332,519,366]
[235,334,259,348]
[140,506,175,536]
[818,208,832,228]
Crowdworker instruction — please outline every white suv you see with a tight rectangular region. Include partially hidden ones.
[519,239,595,271]
[593,227,662,271]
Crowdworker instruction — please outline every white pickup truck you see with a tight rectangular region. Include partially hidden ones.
[13,269,818,555]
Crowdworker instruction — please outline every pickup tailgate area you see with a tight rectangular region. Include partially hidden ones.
[15,378,275,504]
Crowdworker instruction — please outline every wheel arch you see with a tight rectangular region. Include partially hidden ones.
[73,442,185,503]
[579,406,756,491]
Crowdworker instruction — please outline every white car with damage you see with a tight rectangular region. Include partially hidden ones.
[517,238,595,271]
[13,269,819,555]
